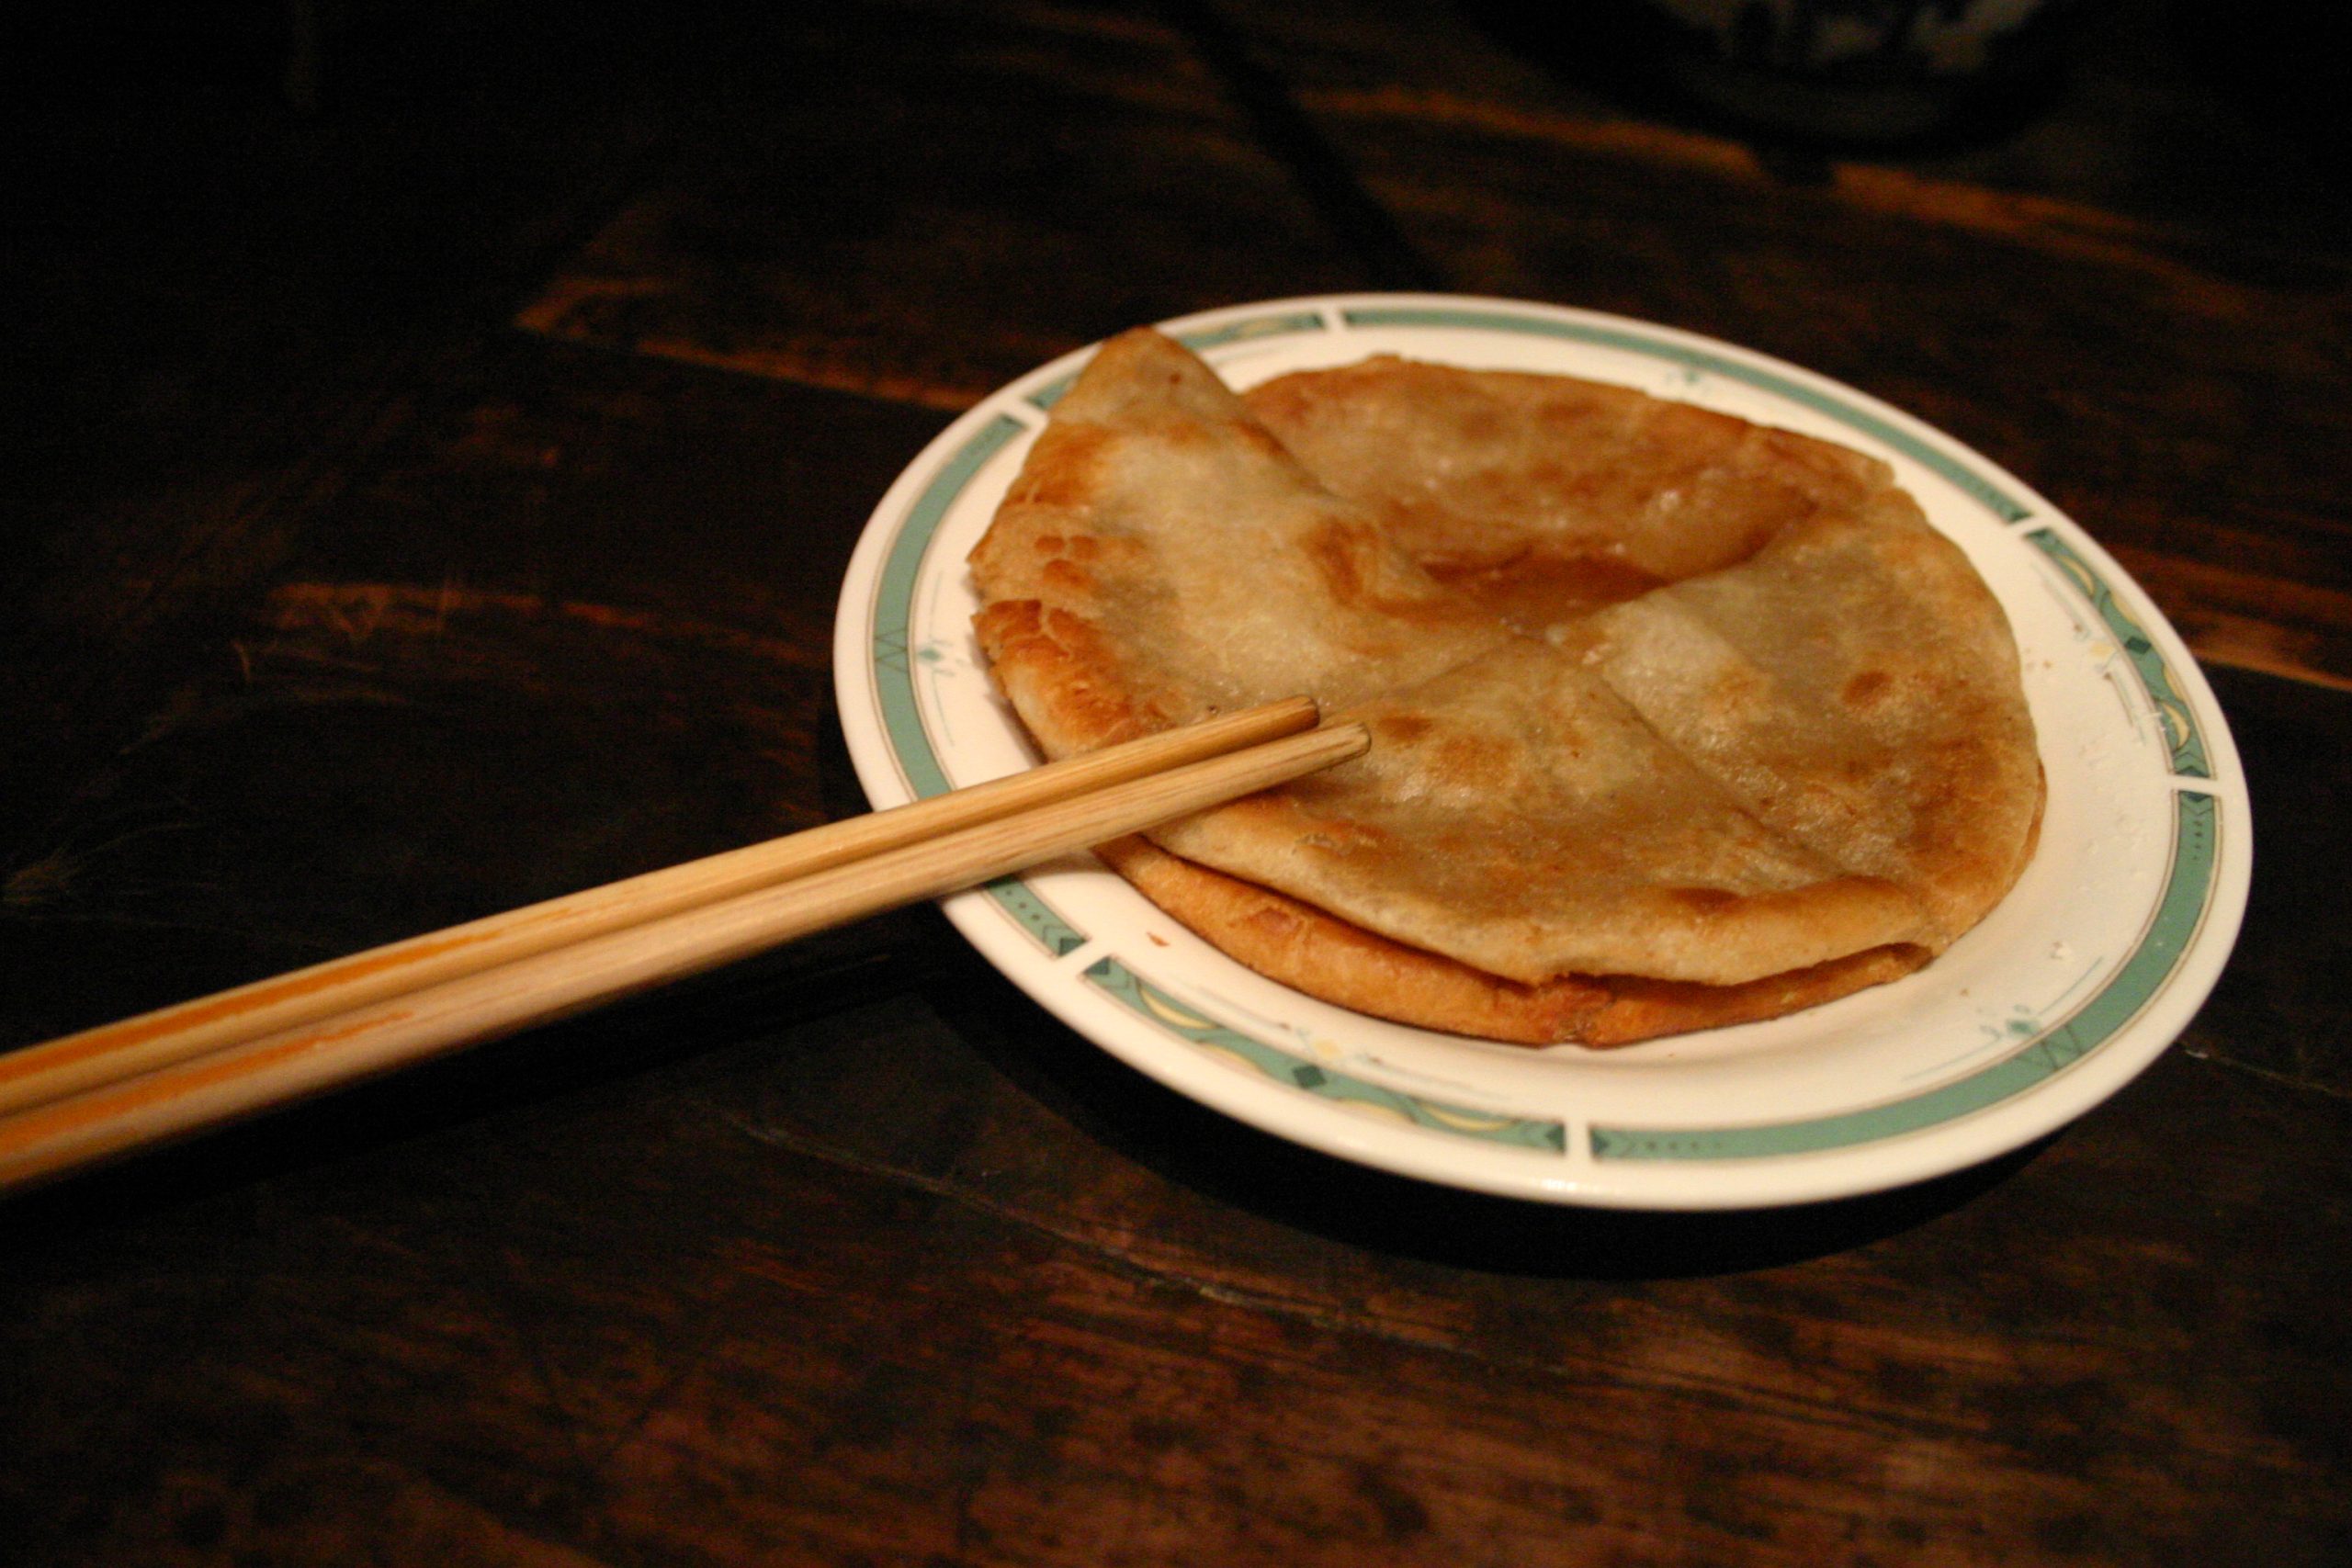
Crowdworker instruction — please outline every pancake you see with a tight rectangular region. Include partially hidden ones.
[968,329,2041,1045]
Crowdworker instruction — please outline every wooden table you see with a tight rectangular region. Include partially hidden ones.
[8,4,2346,1562]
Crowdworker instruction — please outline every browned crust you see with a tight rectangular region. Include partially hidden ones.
[971,599,1182,755]
[1097,836,1931,1048]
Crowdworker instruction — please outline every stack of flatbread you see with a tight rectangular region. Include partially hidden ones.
[969,329,2041,1045]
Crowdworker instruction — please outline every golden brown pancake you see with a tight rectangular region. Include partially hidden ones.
[968,329,2041,1045]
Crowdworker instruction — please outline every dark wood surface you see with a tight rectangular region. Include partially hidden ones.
[7,4,2347,1562]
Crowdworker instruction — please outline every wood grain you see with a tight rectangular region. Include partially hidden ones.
[6,1,2347,1562]
[512,2,1372,406]
[3,962,2343,1565]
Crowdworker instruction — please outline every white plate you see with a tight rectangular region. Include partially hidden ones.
[831,294,2251,1210]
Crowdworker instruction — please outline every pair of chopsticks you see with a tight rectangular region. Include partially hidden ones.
[0,697,1365,1193]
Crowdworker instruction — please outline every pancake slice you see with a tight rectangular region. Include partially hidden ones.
[1583,499,2042,951]
[1149,639,1939,987]
[1245,353,1883,593]
[969,329,1510,754]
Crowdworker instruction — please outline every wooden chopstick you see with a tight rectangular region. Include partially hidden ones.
[0,695,1318,1121]
[0,704,1367,1191]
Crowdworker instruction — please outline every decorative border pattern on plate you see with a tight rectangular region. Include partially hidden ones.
[2023,528,2212,778]
[1082,958,1567,1153]
[872,412,1024,800]
[861,299,2232,1167]
[868,410,1091,954]
[1589,791,2217,1160]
